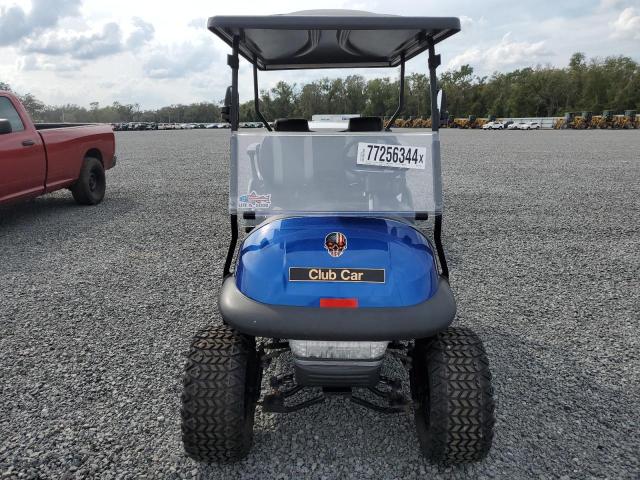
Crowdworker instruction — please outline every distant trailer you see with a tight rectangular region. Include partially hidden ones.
[310,114,361,130]
[311,114,360,122]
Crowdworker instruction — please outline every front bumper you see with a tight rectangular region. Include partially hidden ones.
[294,358,383,387]
[218,276,456,341]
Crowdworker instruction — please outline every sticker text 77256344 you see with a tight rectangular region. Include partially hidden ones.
[356,142,427,170]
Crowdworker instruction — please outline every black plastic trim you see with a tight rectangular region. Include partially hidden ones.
[434,214,449,279]
[223,214,238,278]
[294,358,382,387]
[219,276,456,341]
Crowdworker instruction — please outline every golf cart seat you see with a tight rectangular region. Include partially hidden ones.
[347,116,383,131]
[274,118,310,132]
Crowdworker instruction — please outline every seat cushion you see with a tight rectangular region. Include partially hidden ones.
[274,118,310,132]
[347,116,383,132]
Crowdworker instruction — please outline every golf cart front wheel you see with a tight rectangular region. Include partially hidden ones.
[411,327,495,464]
[181,324,261,462]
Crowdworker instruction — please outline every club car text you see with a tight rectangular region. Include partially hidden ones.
[289,267,385,283]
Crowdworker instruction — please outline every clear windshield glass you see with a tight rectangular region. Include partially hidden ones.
[230,131,441,216]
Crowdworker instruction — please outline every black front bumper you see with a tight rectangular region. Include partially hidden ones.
[218,276,456,341]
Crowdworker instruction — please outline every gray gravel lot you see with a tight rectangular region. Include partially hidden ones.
[1,129,638,479]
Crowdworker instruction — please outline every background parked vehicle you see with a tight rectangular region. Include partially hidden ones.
[0,91,116,206]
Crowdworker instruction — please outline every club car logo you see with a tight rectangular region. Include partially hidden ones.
[238,191,271,209]
[325,232,347,258]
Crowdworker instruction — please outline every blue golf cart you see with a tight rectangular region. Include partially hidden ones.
[181,10,495,465]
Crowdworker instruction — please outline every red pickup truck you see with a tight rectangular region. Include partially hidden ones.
[0,91,116,206]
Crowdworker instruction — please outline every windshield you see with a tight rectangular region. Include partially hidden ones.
[230,131,441,216]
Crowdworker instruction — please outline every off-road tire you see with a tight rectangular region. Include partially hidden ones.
[71,157,106,205]
[181,325,261,463]
[411,327,495,464]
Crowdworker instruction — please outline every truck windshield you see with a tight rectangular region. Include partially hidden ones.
[230,131,441,216]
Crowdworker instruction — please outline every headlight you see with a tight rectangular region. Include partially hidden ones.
[289,340,388,360]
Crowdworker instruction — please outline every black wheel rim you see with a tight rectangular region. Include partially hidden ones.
[89,172,97,192]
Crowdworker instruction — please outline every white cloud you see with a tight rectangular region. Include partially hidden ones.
[599,0,624,9]
[127,17,155,49]
[458,15,488,31]
[188,18,208,29]
[460,15,474,28]
[0,0,81,46]
[1,0,639,109]
[22,23,123,59]
[20,18,154,61]
[610,7,640,40]
[20,55,83,72]
[447,33,553,72]
[142,41,220,79]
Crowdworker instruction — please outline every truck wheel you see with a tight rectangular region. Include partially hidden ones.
[181,324,261,463]
[71,157,106,205]
[411,327,495,464]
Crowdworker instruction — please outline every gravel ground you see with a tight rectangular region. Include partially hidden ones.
[1,129,638,479]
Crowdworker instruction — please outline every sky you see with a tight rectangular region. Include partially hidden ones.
[0,0,639,109]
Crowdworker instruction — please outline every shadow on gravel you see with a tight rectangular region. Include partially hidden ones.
[0,196,137,232]
[0,195,138,271]
[0,196,75,226]
[194,356,460,479]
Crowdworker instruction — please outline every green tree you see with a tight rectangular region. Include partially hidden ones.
[4,52,638,124]
[19,93,46,120]
[364,78,397,116]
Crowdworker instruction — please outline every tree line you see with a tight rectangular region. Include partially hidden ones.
[2,53,638,124]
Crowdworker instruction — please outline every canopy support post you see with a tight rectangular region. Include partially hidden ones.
[428,42,441,133]
[253,63,272,131]
[229,36,240,131]
[224,36,240,278]
[427,41,449,279]
[385,54,405,130]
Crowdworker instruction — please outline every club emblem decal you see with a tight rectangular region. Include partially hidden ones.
[325,232,347,257]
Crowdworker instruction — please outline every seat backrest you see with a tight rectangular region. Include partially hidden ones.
[256,136,310,197]
[273,118,310,132]
[347,116,383,132]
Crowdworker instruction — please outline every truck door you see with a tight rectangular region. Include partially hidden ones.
[0,96,46,202]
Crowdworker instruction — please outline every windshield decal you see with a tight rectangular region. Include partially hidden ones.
[238,191,272,209]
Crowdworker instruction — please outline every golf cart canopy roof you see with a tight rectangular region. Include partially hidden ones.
[208,10,460,70]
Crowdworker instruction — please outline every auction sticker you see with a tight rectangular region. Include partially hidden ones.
[357,143,427,170]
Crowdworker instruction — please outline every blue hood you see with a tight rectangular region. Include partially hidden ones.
[236,216,438,307]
